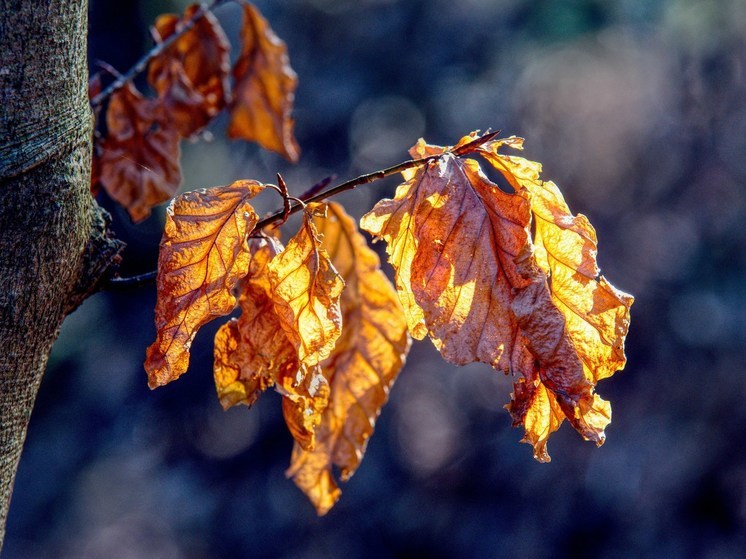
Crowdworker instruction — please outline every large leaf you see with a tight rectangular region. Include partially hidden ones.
[145,180,266,388]
[360,143,532,370]
[477,137,633,459]
[228,2,300,162]
[148,3,231,138]
[362,133,633,461]
[99,82,181,222]
[288,202,410,515]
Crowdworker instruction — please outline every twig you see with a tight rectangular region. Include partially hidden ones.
[90,0,231,107]
[102,131,499,289]
[106,270,158,289]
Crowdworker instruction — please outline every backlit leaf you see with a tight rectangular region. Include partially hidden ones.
[99,82,181,222]
[362,133,632,460]
[263,206,344,448]
[145,180,266,388]
[288,202,410,515]
[148,4,231,138]
[213,237,295,409]
[361,144,532,370]
[267,206,344,368]
[228,2,300,162]
[477,138,633,458]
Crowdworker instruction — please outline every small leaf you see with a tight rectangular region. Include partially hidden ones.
[148,4,231,138]
[213,237,295,409]
[228,2,300,162]
[266,206,344,368]
[145,180,266,388]
[99,82,181,222]
[288,202,410,515]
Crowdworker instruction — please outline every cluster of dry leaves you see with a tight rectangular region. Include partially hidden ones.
[91,1,633,517]
[90,2,299,222]
[142,132,633,515]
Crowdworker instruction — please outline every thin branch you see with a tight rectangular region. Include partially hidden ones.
[102,131,500,289]
[90,0,231,108]
[106,271,158,289]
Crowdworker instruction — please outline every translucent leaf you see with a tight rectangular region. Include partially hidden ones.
[361,147,532,370]
[288,202,410,515]
[267,207,344,368]
[228,2,300,162]
[213,237,295,409]
[99,83,181,222]
[362,133,633,461]
[145,180,266,387]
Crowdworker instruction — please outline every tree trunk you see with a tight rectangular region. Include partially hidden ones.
[0,0,120,549]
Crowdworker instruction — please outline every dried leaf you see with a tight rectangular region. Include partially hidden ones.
[145,180,266,388]
[288,202,410,515]
[212,233,331,451]
[148,4,231,138]
[266,206,344,368]
[362,133,632,461]
[228,2,300,162]
[478,137,634,382]
[99,82,181,222]
[361,145,532,370]
[213,237,295,409]
[478,138,633,458]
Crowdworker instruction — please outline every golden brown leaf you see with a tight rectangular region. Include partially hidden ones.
[362,133,632,461]
[267,207,344,368]
[211,234,331,451]
[99,82,181,222]
[360,146,532,370]
[228,2,300,162]
[145,180,266,388]
[287,202,410,515]
[250,206,344,449]
[477,137,633,458]
[148,4,231,138]
[213,237,296,409]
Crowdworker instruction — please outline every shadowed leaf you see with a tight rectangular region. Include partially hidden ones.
[148,3,231,138]
[228,2,300,162]
[99,82,181,222]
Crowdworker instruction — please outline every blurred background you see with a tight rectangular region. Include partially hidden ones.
[5,0,746,557]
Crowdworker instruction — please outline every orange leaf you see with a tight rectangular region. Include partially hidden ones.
[254,206,344,449]
[478,137,634,382]
[287,202,410,515]
[145,180,266,388]
[266,206,344,368]
[212,234,331,452]
[362,133,633,461]
[99,82,181,222]
[228,2,300,162]
[213,237,295,409]
[148,4,231,138]
[360,145,532,370]
[477,138,633,459]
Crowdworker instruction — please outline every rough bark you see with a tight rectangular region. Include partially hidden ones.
[0,0,121,549]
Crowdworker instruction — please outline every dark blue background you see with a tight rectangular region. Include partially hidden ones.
[5,1,746,557]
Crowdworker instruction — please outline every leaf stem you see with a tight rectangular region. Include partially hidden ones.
[254,155,437,230]
[90,0,232,108]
